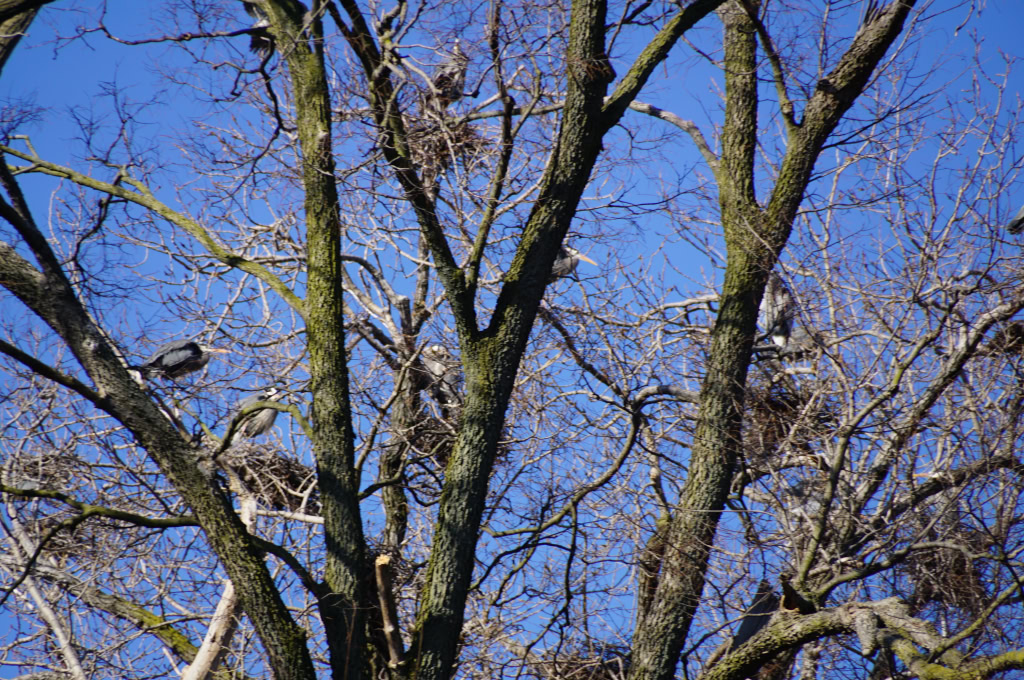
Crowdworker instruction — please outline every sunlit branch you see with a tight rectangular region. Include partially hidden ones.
[0,485,198,529]
[0,554,207,669]
[628,100,720,171]
[486,412,642,539]
[0,338,104,408]
[797,321,944,586]
[602,0,728,127]
[736,0,797,132]
[1,143,308,320]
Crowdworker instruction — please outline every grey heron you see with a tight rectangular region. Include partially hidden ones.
[431,40,468,108]
[234,387,282,440]
[728,580,779,651]
[758,272,796,347]
[241,1,274,57]
[422,345,462,415]
[134,340,229,378]
[550,246,598,282]
[1007,205,1024,234]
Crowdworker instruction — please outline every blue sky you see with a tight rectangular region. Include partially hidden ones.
[4,1,1024,678]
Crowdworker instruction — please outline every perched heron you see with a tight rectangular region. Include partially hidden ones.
[431,40,468,108]
[234,387,282,440]
[422,345,462,414]
[134,340,228,378]
[758,272,796,347]
[241,0,274,58]
[1006,205,1024,235]
[728,580,780,651]
[550,246,598,282]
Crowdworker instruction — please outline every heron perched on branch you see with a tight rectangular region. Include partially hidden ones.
[234,387,282,440]
[431,40,468,109]
[133,340,228,378]
[759,272,796,347]
[422,345,462,416]
[728,580,780,651]
[241,0,274,58]
[1006,205,1024,235]
[550,246,598,282]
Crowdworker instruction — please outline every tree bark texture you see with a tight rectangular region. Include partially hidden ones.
[627,3,919,679]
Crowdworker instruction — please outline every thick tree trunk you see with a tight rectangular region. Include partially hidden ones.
[627,3,919,679]
[263,1,372,676]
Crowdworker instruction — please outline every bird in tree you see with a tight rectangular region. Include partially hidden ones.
[728,580,780,651]
[234,387,282,440]
[550,246,598,283]
[1006,205,1024,234]
[422,345,462,417]
[241,1,274,58]
[759,272,797,347]
[133,339,229,378]
[431,40,468,109]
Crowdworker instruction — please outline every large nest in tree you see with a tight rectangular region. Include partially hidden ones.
[222,444,319,514]
[3,449,90,492]
[396,414,512,508]
[406,118,489,198]
[744,385,835,468]
[528,642,630,680]
[406,414,457,466]
[3,451,128,565]
[900,511,992,618]
[982,320,1024,356]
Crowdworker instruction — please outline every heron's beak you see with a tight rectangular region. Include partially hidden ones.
[576,252,598,266]
[208,348,231,354]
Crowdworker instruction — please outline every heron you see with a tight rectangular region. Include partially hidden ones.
[241,1,274,58]
[234,387,282,440]
[134,339,229,378]
[1006,205,1024,234]
[431,40,468,108]
[550,246,598,282]
[422,345,462,415]
[758,272,796,347]
[728,580,779,651]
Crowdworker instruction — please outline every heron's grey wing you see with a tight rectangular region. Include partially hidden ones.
[144,339,191,366]
[431,45,468,104]
[1007,205,1024,234]
[237,393,263,410]
[549,248,577,281]
[729,581,779,651]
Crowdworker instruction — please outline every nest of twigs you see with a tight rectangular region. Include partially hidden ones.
[744,386,835,467]
[3,449,90,492]
[406,117,489,197]
[3,451,128,564]
[222,444,318,514]
[901,514,991,617]
[406,414,457,467]
[531,642,630,680]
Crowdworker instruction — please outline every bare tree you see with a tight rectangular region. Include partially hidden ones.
[2,1,1024,680]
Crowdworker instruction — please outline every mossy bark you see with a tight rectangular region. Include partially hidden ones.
[626,3,919,679]
[0,190,316,680]
[264,1,372,677]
